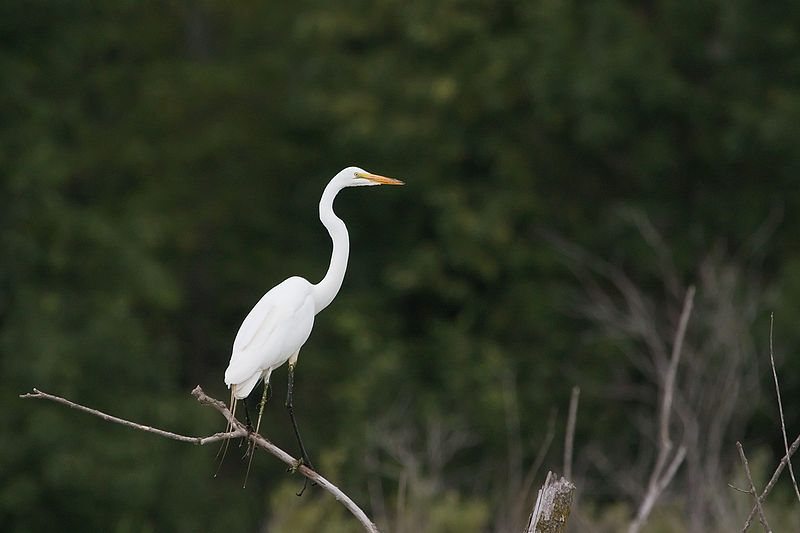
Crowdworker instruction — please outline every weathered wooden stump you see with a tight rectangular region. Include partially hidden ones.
[525,471,576,533]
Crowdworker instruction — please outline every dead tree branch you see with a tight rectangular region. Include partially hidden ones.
[738,318,800,531]
[563,386,580,481]
[736,442,771,533]
[739,433,800,532]
[768,313,800,504]
[21,387,242,445]
[20,386,380,533]
[627,286,694,533]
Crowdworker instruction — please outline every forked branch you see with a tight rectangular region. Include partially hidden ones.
[767,313,800,504]
[627,285,694,533]
[738,315,800,531]
[735,441,771,533]
[20,386,380,533]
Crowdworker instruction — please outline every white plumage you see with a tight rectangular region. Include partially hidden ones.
[219,166,404,486]
[225,276,315,399]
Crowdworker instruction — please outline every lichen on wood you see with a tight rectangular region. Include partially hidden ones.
[526,471,576,533]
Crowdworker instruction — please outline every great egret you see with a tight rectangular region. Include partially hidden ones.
[221,166,404,488]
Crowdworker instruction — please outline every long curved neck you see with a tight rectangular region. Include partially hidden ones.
[312,179,350,314]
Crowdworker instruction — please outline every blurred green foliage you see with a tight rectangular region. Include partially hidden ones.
[2,0,800,531]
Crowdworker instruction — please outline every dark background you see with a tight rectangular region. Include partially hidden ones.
[3,1,800,531]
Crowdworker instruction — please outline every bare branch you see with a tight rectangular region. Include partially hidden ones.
[660,285,694,451]
[728,483,751,494]
[768,313,800,504]
[629,444,686,533]
[742,433,800,532]
[628,286,694,533]
[20,388,243,445]
[655,444,687,498]
[21,386,381,533]
[737,442,771,533]
[740,316,800,531]
[564,386,580,481]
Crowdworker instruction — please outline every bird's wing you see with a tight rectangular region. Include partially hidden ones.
[231,292,278,356]
[224,277,315,387]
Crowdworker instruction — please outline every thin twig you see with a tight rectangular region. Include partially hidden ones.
[659,285,694,451]
[742,433,800,532]
[21,386,380,533]
[768,313,800,504]
[737,442,771,533]
[20,388,243,445]
[656,444,687,495]
[564,386,580,481]
[741,316,800,531]
[728,483,751,494]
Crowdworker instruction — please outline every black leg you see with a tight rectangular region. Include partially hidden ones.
[239,396,256,457]
[243,380,271,488]
[286,363,314,495]
[243,399,253,433]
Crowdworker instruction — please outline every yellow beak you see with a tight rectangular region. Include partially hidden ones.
[356,172,405,185]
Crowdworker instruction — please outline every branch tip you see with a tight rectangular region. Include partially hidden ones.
[21,385,381,533]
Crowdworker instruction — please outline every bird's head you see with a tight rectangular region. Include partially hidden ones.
[337,166,405,187]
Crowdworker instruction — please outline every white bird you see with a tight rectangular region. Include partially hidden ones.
[221,166,404,487]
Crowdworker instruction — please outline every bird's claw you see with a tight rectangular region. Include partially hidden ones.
[238,425,253,449]
[241,427,257,459]
[286,457,317,496]
[296,477,310,497]
[287,459,302,473]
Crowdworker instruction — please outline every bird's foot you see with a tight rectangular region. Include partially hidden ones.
[287,455,314,473]
[296,477,310,497]
[287,459,302,474]
[286,456,317,496]
[238,427,253,451]
[241,426,257,459]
